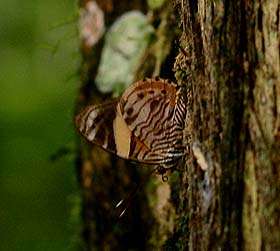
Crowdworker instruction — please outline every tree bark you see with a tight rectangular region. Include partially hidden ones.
[75,0,280,250]
[166,0,280,250]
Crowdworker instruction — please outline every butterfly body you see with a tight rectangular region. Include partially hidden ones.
[76,77,186,172]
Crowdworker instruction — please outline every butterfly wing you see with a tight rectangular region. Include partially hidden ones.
[75,78,186,169]
[119,78,186,166]
[75,98,157,162]
[75,99,120,155]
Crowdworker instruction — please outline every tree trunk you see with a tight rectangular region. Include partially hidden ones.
[168,0,280,250]
[75,0,280,250]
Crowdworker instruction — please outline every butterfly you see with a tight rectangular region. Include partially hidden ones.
[75,77,187,176]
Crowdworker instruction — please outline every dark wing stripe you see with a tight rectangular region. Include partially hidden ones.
[137,97,168,141]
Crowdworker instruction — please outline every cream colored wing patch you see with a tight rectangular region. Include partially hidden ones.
[113,103,131,159]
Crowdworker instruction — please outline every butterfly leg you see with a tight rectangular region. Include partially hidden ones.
[155,165,169,182]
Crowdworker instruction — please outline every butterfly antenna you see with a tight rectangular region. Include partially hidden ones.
[115,167,158,218]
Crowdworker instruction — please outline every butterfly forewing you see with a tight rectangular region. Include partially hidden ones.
[76,98,155,161]
[76,77,187,171]
[76,99,119,154]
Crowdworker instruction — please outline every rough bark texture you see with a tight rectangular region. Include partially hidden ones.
[166,0,280,250]
[75,0,280,250]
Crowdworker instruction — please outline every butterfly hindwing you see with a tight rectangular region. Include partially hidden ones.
[119,78,186,165]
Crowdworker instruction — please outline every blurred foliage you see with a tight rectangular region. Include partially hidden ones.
[0,0,80,250]
[147,0,166,10]
[95,11,154,96]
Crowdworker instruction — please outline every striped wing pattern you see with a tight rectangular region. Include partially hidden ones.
[76,77,186,171]
[119,78,186,169]
[75,99,119,154]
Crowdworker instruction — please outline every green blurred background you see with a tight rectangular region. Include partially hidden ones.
[0,0,79,250]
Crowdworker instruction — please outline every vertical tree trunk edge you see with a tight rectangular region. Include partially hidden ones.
[75,0,280,250]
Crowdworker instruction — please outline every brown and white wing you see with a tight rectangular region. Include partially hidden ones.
[75,99,154,162]
[75,99,120,155]
[119,78,186,166]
